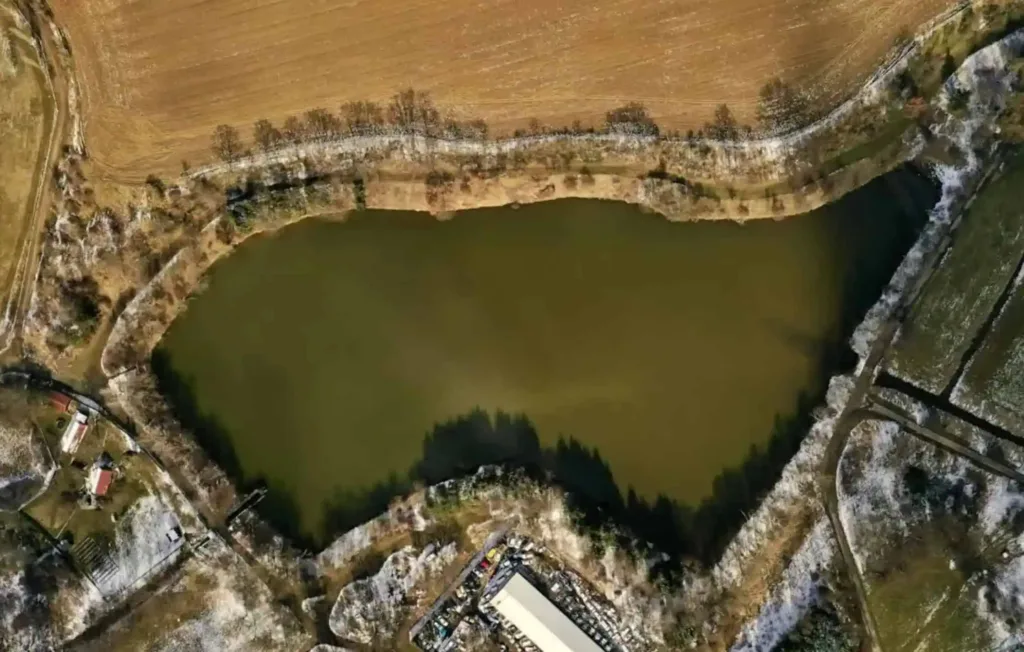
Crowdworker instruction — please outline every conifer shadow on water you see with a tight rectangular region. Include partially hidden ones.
[314,398,826,575]
[152,330,875,570]
[151,345,845,568]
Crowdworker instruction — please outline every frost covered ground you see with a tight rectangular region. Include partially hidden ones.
[0,421,51,510]
[312,470,665,648]
[727,518,839,652]
[951,258,1024,434]
[329,542,458,645]
[0,561,60,651]
[720,30,1024,650]
[93,494,183,597]
[76,534,308,652]
[668,375,852,649]
[7,16,1023,652]
[837,414,1024,650]
[0,514,102,650]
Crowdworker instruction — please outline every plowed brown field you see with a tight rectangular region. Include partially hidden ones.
[53,0,952,180]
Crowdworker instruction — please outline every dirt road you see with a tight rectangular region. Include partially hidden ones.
[0,5,71,362]
[864,398,1024,483]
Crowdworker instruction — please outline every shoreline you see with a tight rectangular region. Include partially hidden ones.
[5,0,1024,648]
[89,0,1018,378]
[95,4,1022,574]
[95,155,901,379]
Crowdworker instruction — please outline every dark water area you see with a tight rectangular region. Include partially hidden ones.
[154,166,937,561]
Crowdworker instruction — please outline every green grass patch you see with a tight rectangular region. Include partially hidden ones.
[824,115,913,173]
[866,520,997,652]
[888,149,1024,393]
[730,110,913,202]
[953,273,1024,431]
[24,465,83,536]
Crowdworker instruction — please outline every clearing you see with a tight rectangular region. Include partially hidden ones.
[69,534,309,651]
[51,0,952,179]
[20,397,186,600]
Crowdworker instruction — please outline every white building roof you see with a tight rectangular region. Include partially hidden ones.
[60,414,89,454]
[485,572,603,652]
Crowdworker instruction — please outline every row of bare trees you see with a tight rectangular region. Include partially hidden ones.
[211,81,819,162]
[212,89,490,162]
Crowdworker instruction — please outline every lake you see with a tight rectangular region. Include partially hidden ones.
[154,168,936,547]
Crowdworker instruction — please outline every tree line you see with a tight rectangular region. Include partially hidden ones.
[210,79,819,163]
[211,89,488,163]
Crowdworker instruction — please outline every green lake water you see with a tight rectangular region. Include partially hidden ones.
[155,168,936,546]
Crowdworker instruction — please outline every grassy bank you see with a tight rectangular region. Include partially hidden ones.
[888,149,1024,393]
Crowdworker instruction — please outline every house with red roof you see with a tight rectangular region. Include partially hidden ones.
[49,392,73,413]
[88,465,113,497]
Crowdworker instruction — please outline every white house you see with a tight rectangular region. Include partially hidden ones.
[60,411,90,455]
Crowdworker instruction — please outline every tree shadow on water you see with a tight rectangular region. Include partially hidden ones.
[316,399,823,576]
[156,336,831,571]
[152,348,313,545]
[151,348,244,480]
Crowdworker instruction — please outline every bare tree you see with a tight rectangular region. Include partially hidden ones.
[388,88,419,128]
[304,108,341,140]
[892,25,912,50]
[757,78,810,132]
[387,88,440,135]
[705,104,739,140]
[341,100,384,135]
[605,102,659,135]
[252,119,281,152]
[282,115,304,144]
[464,118,488,139]
[211,124,243,162]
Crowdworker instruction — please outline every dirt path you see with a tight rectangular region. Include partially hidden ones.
[0,4,71,362]
[820,337,892,652]
[863,398,1024,483]
[0,6,59,358]
[819,153,1006,652]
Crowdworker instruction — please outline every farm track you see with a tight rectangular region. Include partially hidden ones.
[862,398,1024,484]
[821,331,893,652]
[820,152,1007,652]
[0,4,70,361]
[0,7,56,357]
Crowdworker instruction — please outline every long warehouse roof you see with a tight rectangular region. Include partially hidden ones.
[486,572,604,652]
